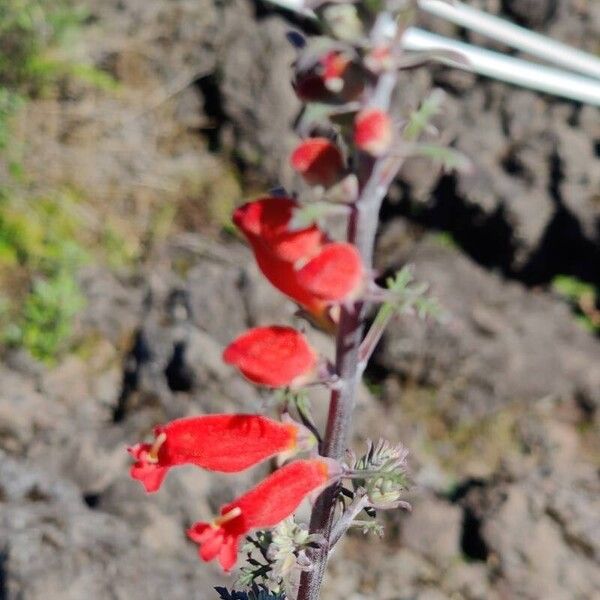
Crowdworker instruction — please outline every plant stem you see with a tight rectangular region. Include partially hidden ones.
[329,494,370,549]
[296,62,401,599]
[295,205,375,600]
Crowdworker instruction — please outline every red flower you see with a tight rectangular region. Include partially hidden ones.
[223,326,317,388]
[290,138,344,187]
[354,108,393,156]
[234,198,365,327]
[234,198,329,319]
[128,414,315,493]
[233,197,324,263]
[251,242,331,319]
[296,243,363,302]
[187,458,341,571]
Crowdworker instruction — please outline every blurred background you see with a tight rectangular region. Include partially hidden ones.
[0,0,598,598]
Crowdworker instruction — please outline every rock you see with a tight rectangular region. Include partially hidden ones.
[443,562,491,600]
[501,0,558,28]
[401,497,463,568]
[0,451,222,599]
[1,0,599,597]
[374,236,600,418]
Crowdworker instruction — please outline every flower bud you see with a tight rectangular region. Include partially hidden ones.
[293,50,365,104]
[290,138,344,188]
[351,439,411,511]
[354,108,393,156]
[223,326,318,388]
[365,45,395,74]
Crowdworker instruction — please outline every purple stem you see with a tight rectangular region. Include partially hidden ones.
[296,69,401,600]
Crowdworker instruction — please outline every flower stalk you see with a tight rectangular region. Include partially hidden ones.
[296,36,402,599]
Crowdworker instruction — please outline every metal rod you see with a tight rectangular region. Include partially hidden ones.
[418,0,600,81]
[263,0,600,106]
[403,27,600,106]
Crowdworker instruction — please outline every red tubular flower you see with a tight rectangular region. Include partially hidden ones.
[251,242,330,318]
[296,242,363,302]
[187,458,341,571]
[354,108,393,156]
[233,197,324,263]
[290,138,344,187]
[234,198,365,328]
[223,326,317,388]
[234,198,331,322]
[128,414,315,493]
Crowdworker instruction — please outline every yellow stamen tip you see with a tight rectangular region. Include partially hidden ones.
[213,506,242,528]
[148,432,167,462]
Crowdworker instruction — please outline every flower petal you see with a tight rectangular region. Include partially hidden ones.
[296,243,363,301]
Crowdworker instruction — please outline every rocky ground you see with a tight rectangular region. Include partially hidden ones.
[1,0,599,599]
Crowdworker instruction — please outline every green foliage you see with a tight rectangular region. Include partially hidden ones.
[551,275,596,300]
[363,376,383,397]
[3,271,85,360]
[403,88,445,141]
[0,190,88,361]
[0,0,87,91]
[385,266,442,319]
[410,143,472,174]
[432,230,459,249]
[0,88,23,150]
[215,584,286,600]
[0,0,115,158]
[551,275,600,333]
[0,1,117,361]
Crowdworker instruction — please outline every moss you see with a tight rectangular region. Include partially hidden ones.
[551,274,599,333]
[0,188,89,362]
[432,230,459,250]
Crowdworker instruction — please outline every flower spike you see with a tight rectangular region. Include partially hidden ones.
[128,414,316,493]
[223,326,318,388]
[187,458,342,571]
[291,138,345,188]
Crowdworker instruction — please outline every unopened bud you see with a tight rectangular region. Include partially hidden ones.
[354,108,393,156]
[290,138,345,188]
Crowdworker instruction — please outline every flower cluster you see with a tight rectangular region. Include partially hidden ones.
[129,410,341,571]
[127,185,369,573]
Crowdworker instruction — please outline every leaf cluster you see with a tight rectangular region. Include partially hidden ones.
[0,189,88,361]
[0,0,87,92]
[215,584,286,600]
